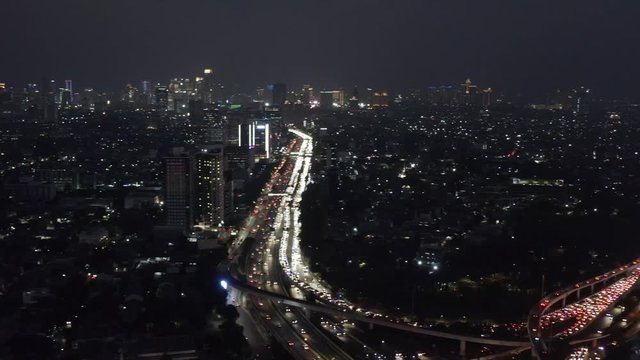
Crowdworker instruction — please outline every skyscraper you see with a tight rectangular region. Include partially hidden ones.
[349,86,360,109]
[301,84,314,105]
[142,80,152,105]
[319,91,334,110]
[194,148,225,228]
[255,87,265,102]
[41,78,57,122]
[203,108,226,145]
[372,91,389,107]
[202,68,215,104]
[569,87,591,115]
[482,88,492,107]
[155,85,169,111]
[64,80,73,103]
[164,154,194,231]
[460,78,481,106]
[271,83,287,106]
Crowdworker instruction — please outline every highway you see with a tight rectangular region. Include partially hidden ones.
[229,129,540,359]
[228,130,353,360]
[528,259,640,359]
[227,129,640,360]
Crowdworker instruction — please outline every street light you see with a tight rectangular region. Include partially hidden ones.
[220,279,229,291]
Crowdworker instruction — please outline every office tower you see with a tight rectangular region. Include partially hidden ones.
[569,87,591,115]
[80,88,96,109]
[41,78,57,122]
[189,99,204,123]
[225,145,253,170]
[249,120,271,160]
[203,108,226,144]
[482,88,492,107]
[372,91,389,107]
[255,87,265,102]
[461,78,477,95]
[349,86,360,109]
[164,154,194,231]
[155,85,169,111]
[25,83,39,106]
[59,88,72,108]
[64,80,73,103]
[320,91,334,110]
[223,170,235,224]
[460,78,481,106]
[202,68,215,104]
[194,148,225,228]
[122,84,138,103]
[168,78,194,113]
[319,90,346,109]
[302,84,314,105]
[141,80,152,105]
[271,83,287,106]
[333,90,345,107]
[0,83,11,110]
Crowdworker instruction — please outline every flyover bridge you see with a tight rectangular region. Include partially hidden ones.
[528,258,640,359]
[227,277,531,357]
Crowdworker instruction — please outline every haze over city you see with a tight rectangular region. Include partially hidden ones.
[2,0,640,99]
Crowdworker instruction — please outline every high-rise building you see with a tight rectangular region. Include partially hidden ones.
[348,86,360,109]
[202,68,215,104]
[569,87,591,115]
[319,91,334,110]
[460,78,481,106]
[80,88,96,109]
[64,80,73,104]
[164,154,194,231]
[194,148,225,228]
[319,90,345,109]
[58,87,72,108]
[301,84,314,105]
[203,108,226,144]
[255,87,265,102]
[122,84,139,103]
[0,83,10,106]
[225,145,253,170]
[372,91,390,107]
[142,80,152,105]
[41,78,57,122]
[155,85,169,111]
[482,88,492,107]
[271,83,287,106]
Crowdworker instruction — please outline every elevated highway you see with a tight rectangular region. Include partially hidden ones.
[528,259,640,359]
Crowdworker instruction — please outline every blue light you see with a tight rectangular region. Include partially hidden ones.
[220,280,228,290]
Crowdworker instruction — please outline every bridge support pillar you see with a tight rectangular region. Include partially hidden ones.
[576,288,581,299]
[591,284,594,294]
[459,340,466,357]
[369,322,374,330]
[562,296,566,307]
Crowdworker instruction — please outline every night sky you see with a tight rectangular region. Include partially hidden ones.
[2,0,640,99]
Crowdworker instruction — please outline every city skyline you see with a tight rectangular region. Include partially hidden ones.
[3,2,640,359]
[2,1,640,99]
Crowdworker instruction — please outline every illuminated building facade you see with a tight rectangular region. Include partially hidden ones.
[194,148,225,228]
[164,154,194,231]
